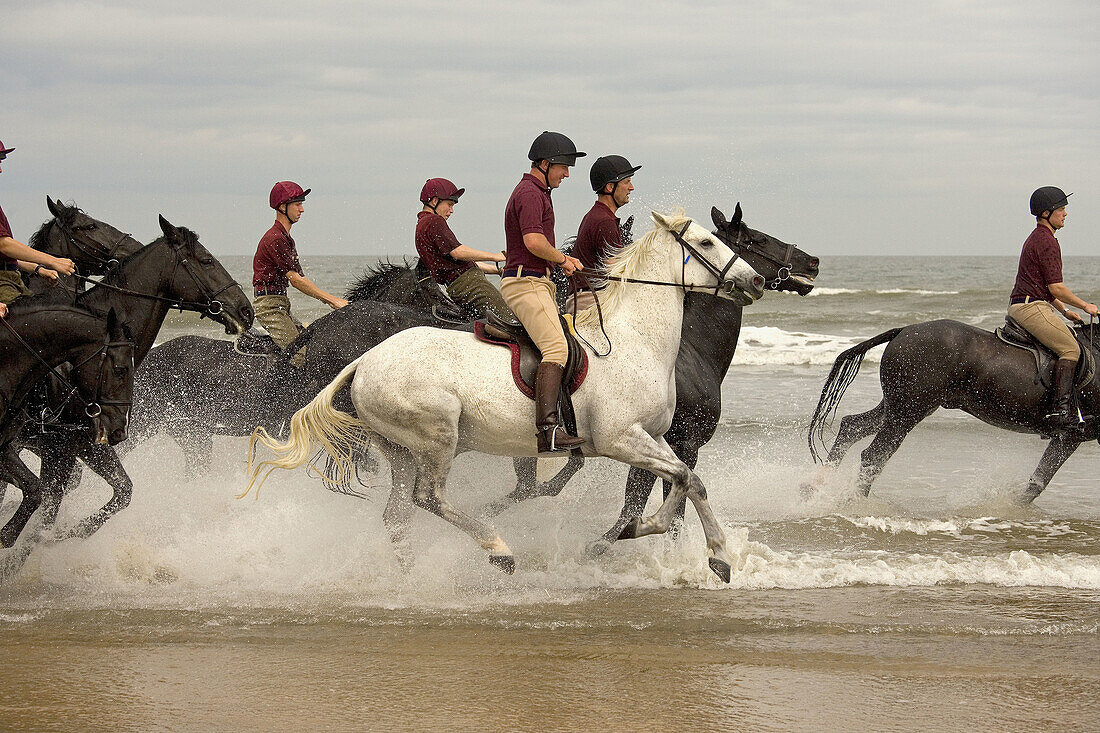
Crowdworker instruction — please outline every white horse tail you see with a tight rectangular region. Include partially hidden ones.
[241,356,368,498]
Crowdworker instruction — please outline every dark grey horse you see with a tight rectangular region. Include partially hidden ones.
[0,304,134,547]
[12,216,253,544]
[805,319,1100,503]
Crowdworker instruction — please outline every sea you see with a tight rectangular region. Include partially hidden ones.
[1,254,1098,732]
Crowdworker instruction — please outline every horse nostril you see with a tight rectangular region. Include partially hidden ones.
[752,275,765,290]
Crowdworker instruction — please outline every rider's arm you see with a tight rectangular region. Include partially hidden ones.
[1047,283,1098,315]
[0,236,75,274]
[286,271,348,309]
[449,244,505,263]
[475,261,501,275]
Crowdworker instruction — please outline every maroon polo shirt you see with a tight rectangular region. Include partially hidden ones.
[504,173,555,273]
[0,202,17,268]
[252,221,303,293]
[1010,224,1063,304]
[571,201,621,274]
[415,211,473,285]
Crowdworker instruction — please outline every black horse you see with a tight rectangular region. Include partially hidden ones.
[805,319,1100,503]
[25,197,144,295]
[11,216,254,544]
[0,303,134,546]
[488,205,818,553]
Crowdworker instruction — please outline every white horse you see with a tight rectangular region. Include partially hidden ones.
[245,210,765,581]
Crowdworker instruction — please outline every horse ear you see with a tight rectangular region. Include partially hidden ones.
[651,211,672,230]
[158,214,176,240]
[711,207,727,230]
[732,202,743,228]
[47,196,61,217]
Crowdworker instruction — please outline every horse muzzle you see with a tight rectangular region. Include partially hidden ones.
[722,274,765,305]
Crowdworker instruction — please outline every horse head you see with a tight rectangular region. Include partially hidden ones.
[70,308,135,446]
[153,215,254,334]
[651,210,764,306]
[30,197,143,277]
[712,204,818,296]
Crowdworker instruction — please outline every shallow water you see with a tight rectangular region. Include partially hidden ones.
[2,254,1099,730]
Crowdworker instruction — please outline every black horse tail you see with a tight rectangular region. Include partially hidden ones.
[807,327,904,464]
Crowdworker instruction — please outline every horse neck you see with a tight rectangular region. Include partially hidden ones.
[681,293,744,380]
[80,243,174,362]
[596,237,688,367]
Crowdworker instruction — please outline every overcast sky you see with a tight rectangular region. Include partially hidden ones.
[2,0,1097,259]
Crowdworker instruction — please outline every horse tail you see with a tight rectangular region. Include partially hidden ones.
[807,327,904,464]
[241,355,368,498]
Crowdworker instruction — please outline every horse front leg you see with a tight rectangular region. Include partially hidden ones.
[604,427,733,583]
[1020,435,1080,503]
[0,446,46,548]
[588,466,658,558]
[482,454,586,518]
[59,442,133,541]
[37,444,80,530]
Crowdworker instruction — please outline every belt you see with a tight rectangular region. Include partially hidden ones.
[254,286,288,297]
[1009,295,1048,305]
[1,262,20,271]
[501,265,550,279]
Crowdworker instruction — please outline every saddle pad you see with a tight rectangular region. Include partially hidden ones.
[474,321,588,399]
[995,325,1095,391]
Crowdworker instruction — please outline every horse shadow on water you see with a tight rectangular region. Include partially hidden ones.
[241,207,819,581]
[804,318,1100,505]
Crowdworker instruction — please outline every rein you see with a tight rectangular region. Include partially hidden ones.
[67,237,233,318]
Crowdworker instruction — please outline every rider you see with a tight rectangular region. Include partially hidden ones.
[501,131,587,453]
[0,140,75,305]
[1008,186,1098,431]
[565,155,641,313]
[415,177,513,320]
[253,181,348,367]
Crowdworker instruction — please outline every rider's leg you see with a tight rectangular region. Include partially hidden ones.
[446,268,515,321]
[0,270,32,305]
[254,294,306,368]
[500,275,584,452]
[1009,301,1081,429]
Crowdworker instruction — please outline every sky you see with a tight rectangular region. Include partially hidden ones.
[2,0,1098,258]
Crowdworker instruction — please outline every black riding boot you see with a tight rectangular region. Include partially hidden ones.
[535,362,585,453]
[1045,358,1081,432]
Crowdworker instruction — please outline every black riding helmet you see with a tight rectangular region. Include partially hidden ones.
[528,131,586,166]
[1030,186,1072,217]
[590,155,641,193]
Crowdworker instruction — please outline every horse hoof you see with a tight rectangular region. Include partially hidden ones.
[708,557,731,583]
[585,539,612,559]
[617,519,640,540]
[488,554,516,575]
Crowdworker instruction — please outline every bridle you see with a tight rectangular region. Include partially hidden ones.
[69,235,235,318]
[54,217,134,276]
[718,223,796,290]
[0,315,133,433]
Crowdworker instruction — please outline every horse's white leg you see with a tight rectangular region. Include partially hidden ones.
[601,427,732,582]
[380,442,416,571]
[407,446,515,575]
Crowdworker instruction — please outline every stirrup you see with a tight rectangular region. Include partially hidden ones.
[538,426,583,453]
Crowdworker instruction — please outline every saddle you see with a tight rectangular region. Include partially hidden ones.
[474,310,589,437]
[995,316,1094,391]
[234,327,279,357]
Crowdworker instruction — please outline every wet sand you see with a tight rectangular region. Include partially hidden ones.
[3,588,1097,732]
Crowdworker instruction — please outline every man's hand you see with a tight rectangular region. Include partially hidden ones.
[560,255,583,276]
[0,302,7,318]
[1066,309,1084,323]
[328,297,349,309]
[49,256,75,276]
[36,266,60,284]
[1084,303,1099,318]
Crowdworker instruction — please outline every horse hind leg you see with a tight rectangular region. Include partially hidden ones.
[854,409,929,497]
[589,465,659,558]
[802,402,886,499]
[379,441,416,571]
[409,450,516,574]
[1020,434,1080,504]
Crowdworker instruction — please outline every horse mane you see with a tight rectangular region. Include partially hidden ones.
[27,203,81,252]
[573,209,691,329]
[344,258,418,302]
